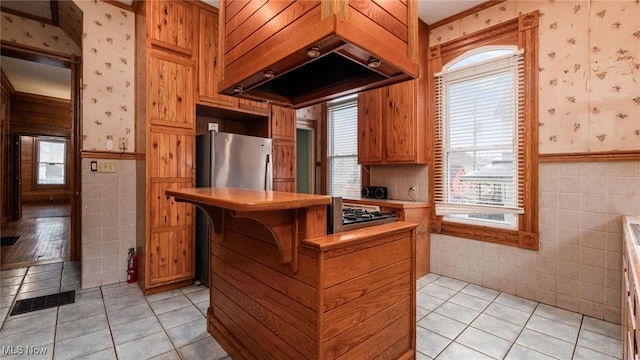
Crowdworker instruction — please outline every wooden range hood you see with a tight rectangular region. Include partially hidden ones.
[217,0,420,109]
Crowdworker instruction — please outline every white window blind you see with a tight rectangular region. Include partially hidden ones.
[37,137,66,185]
[327,97,360,197]
[434,47,525,227]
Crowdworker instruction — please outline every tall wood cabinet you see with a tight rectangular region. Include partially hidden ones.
[136,1,197,294]
[357,21,429,165]
[136,1,298,294]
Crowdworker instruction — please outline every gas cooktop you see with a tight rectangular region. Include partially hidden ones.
[342,207,396,226]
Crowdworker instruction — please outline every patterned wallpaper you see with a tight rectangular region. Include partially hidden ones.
[430,0,640,154]
[0,11,81,55]
[0,1,135,153]
[74,0,135,153]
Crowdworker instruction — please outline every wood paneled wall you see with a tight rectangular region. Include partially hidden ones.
[20,136,70,203]
[1,78,10,223]
[9,92,71,137]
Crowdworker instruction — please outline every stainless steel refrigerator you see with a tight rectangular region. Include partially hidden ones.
[195,131,273,285]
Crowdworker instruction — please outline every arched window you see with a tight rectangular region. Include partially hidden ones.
[435,46,523,229]
[428,11,539,249]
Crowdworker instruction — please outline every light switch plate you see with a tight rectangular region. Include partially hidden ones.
[97,160,116,173]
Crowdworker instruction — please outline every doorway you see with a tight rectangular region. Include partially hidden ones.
[1,44,82,271]
[296,128,314,194]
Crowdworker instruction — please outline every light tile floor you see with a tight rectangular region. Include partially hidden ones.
[416,273,622,360]
[0,262,622,360]
[1,262,227,360]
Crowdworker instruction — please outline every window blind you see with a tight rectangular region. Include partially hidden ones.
[37,137,67,185]
[434,49,525,223]
[327,97,360,197]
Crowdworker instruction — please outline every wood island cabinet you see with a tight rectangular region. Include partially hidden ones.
[165,188,418,360]
[342,198,431,278]
[357,21,429,165]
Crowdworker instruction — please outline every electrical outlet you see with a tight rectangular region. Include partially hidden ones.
[118,137,128,150]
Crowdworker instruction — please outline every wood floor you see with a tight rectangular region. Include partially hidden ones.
[1,202,70,270]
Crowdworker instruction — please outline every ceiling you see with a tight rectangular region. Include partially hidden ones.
[0,0,486,100]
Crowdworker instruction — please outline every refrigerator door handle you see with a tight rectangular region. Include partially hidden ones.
[265,154,272,191]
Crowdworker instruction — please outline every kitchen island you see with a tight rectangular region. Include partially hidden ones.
[166,187,417,360]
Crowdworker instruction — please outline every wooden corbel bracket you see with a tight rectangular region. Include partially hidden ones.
[231,209,300,273]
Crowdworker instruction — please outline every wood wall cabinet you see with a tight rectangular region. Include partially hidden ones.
[357,81,426,164]
[196,6,268,116]
[270,106,296,192]
[149,0,195,56]
[136,1,197,294]
[357,21,429,165]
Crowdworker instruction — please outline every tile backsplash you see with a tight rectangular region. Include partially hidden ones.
[430,161,640,324]
[369,164,429,201]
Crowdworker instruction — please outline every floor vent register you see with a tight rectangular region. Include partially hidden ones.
[10,290,75,316]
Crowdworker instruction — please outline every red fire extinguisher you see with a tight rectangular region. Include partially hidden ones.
[127,247,137,283]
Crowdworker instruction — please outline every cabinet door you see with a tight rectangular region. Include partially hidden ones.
[147,181,194,286]
[197,8,237,109]
[273,181,295,193]
[357,89,383,164]
[148,228,194,285]
[149,0,195,55]
[148,52,195,129]
[146,128,195,287]
[148,129,194,179]
[384,81,416,163]
[271,106,296,140]
[270,106,296,192]
[272,140,295,191]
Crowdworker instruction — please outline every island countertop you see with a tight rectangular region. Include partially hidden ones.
[165,187,331,212]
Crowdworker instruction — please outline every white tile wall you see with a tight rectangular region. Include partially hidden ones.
[431,161,640,324]
[81,159,139,289]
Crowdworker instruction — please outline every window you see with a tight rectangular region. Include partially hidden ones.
[435,46,524,229]
[37,137,66,185]
[428,11,539,249]
[327,96,360,197]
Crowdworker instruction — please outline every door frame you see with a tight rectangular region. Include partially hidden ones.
[296,119,317,194]
[1,41,82,262]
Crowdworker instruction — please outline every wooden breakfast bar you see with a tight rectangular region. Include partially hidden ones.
[165,188,417,360]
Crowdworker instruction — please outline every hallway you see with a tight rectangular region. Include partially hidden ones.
[1,202,70,270]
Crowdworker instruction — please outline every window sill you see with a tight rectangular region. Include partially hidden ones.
[429,219,538,250]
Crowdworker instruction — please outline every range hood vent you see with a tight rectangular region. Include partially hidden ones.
[217,0,419,109]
